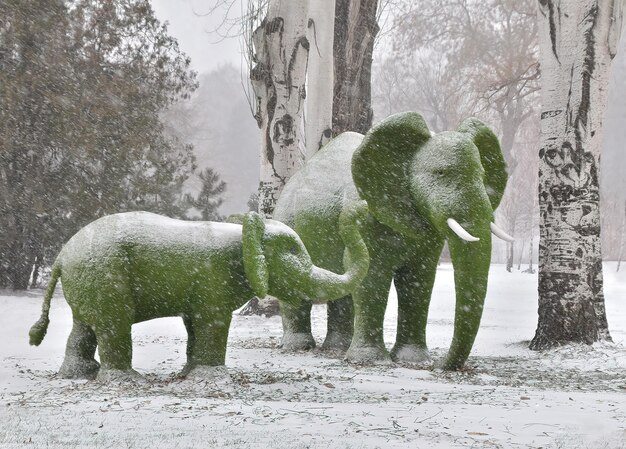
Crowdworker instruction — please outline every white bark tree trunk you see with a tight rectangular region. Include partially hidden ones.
[305,0,335,158]
[531,0,624,349]
[251,0,310,218]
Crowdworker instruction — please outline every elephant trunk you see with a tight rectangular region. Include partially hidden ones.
[306,201,370,301]
[442,225,492,370]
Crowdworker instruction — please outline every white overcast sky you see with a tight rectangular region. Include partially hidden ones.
[150,0,243,74]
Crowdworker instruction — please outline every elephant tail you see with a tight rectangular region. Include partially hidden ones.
[29,263,61,346]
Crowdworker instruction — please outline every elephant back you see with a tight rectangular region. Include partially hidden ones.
[274,132,364,271]
[58,212,243,269]
[274,132,363,225]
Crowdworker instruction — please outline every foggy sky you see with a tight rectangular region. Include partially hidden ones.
[150,0,242,73]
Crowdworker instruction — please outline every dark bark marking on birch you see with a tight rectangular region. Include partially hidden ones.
[608,0,621,58]
[286,36,310,95]
[308,18,322,57]
[541,109,563,119]
[538,0,560,62]
[273,114,295,146]
[565,63,574,119]
[575,3,598,141]
[266,16,285,66]
[266,17,284,34]
[265,88,277,161]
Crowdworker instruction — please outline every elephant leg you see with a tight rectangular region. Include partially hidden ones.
[96,320,133,380]
[391,239,443,364]
[183,309,232,373]
[345,255,393,363]
[321,296,353,352]
[58,318,100,379]
[95,312,138,381]
[280,298,316,351]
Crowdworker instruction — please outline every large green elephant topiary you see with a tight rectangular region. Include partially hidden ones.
[273,111,512,370]
[29,205,369,380]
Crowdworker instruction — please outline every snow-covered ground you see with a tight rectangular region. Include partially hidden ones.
[1,263,625,448]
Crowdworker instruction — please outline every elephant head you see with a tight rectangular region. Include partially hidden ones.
[241,201,370,305]
[352,112,512,370]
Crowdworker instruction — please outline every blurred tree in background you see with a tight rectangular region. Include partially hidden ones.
[0,0,200,289]
[186,168,227,221]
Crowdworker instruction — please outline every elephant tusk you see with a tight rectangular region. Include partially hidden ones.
[446,218,480,242]
[490,222,515,242]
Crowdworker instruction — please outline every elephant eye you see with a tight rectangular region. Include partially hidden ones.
[289,245,299,255]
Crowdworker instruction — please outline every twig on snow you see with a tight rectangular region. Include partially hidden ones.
[414,408,443,423]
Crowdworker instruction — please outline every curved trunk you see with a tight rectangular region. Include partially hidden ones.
[442,227,492,370]
[305,202,370,301]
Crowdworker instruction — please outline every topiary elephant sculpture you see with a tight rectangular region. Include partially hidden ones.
[29,205,369,380]
[273,112,513,370]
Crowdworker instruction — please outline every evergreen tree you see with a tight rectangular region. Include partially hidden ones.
[0,0,197,289]
[186,168,227,221]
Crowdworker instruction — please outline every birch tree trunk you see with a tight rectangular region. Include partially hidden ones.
[305,0,335,157]
[530,0,624,350]
[618,200,626,272]
[251,0,310,218]
[332,0,379,135]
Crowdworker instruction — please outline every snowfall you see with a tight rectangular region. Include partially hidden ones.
[1,264,624,449]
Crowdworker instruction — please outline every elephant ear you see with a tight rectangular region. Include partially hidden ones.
[351,112,432,236]
[457,118,508,210]
[242,212,269,298]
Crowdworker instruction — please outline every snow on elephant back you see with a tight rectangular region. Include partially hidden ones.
[28,205,369,381]
[273,111,514,370]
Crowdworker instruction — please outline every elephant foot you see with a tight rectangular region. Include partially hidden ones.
[180,362,227,377]
[281,332,316,351]
[96,368,142,383]
[179,365,234,396]
[58,357,100,380]
[391,344,432,367]
[345,344,392,365]
[182,365,231,382]
[321,332,352,353]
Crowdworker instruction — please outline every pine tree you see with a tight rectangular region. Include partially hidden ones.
[186,168,227,221]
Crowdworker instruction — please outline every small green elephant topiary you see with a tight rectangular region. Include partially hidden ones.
[29,204,369,381]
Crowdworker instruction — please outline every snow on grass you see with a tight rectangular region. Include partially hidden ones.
[1,263,625,448]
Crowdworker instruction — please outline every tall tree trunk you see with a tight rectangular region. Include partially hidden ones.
[305,0,335,157]
[332,0,379,136]
[517,238,526,271]
[530,0,624,350]
[251,0,310,218]
[525,234,535,274]
[505,219,517,272]
[617,200,626,272]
